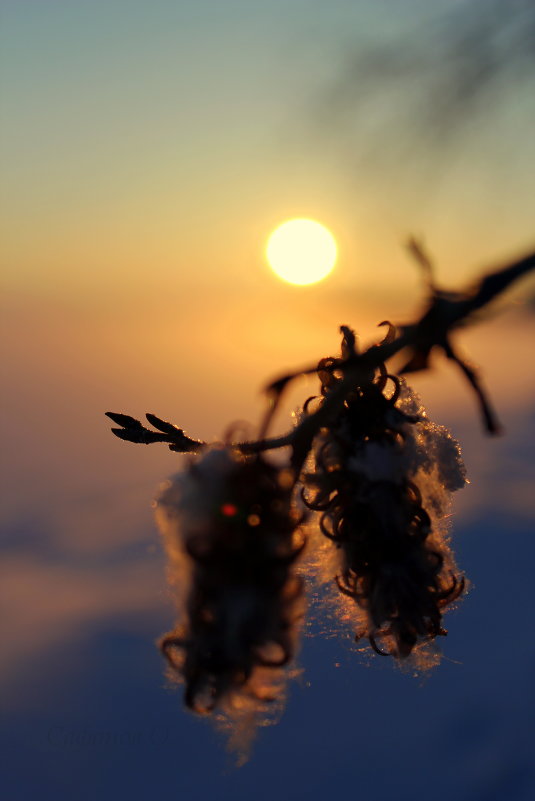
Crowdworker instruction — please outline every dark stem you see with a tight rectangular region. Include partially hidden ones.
[106,246,535,452]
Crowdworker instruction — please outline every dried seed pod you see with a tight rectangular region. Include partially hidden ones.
[303,326,466,663]
[154,447,305,755]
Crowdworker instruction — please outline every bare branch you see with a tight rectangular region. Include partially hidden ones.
[406,237,436,293]
[106,247,535,451]
[105,412,203,451]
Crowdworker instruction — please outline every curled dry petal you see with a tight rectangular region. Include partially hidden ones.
[154,447,305,758]
[304,328,467,665]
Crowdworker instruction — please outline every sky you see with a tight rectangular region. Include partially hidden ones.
[2,0,534,299]
[1,2,534,800]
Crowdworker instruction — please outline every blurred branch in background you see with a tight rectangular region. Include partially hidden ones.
[326,0,535,146]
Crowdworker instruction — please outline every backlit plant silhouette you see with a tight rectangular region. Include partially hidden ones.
[106,241,534,758]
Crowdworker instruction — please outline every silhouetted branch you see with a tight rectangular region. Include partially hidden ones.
[106,412,203,451]
[443,342,502,435]
[108,242,534,748]
[106,246,535,451]
[263,246,535,433]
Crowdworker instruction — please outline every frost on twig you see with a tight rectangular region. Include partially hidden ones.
[302,327,467,667]
[105,244,534,759]
[155,448,305,761]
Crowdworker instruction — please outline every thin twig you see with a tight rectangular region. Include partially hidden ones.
[106,246,535,451]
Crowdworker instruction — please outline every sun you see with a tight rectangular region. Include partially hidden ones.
[266,218,337,285]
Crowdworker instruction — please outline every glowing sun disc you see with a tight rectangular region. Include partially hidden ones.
[266,218,337,285]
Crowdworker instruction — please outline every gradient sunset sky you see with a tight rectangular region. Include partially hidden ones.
[2,0,534,298]
[1,3,535,797]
